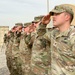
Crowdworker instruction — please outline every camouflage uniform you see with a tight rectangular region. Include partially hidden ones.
[25,22,50,75]
[39,5,75,75]
[19,22,32,75]
[11,23,23,75]
[43,28,75,75]
[4,32,14,75]
[11,31,22,75]
[30,27,50,75]
[25,16,45,75]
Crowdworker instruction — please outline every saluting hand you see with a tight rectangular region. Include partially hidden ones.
[41,14,51,25]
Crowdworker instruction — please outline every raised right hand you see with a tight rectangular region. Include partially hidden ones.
[41,14,51,25]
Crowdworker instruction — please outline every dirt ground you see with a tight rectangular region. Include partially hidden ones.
[0,46,10,75]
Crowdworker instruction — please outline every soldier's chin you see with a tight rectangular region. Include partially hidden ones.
[53,24,58,27]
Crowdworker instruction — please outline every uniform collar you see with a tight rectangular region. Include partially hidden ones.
[55,28,72,38]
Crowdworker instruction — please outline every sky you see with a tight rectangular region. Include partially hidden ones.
[0,0,75,29]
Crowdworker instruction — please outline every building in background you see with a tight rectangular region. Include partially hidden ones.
[0,26,9,47]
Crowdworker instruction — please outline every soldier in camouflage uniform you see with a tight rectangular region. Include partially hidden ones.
[30,25,50,75]
[4,27,17,75]
[4,31,13,75]
[19,22,32,75]
[24,16,50,75]
[39,4,75,75]
[11,23,23,75]
[23,21,40,75]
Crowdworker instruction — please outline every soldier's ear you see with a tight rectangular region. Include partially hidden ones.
[65,13,71,21]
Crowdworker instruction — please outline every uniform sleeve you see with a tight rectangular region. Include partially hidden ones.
[69,35,75,61]
[70,29,75,52]
[61,34,75,58]
[43,32,51,42]
[38,22,51,42]
[25,34,31,45]
[70,35,75,56]
[37,22,47,29]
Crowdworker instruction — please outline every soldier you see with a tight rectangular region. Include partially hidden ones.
[4,32,10,64]
[19,22,32,75]
[39,4,75,75]
[30,25,50,75]
[4,29,15,75]
[24,16,50,75]
[32,15,44,28]
[24,22,32,35]
[11,23,23,75]
[25,15,44,46]
[29,15,44,38]
[24,17,43,46]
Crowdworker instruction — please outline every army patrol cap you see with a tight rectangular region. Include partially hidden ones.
[24,22,32,27]
[50,5,74,18]
[32,15,44,23]
[15,23,23,26]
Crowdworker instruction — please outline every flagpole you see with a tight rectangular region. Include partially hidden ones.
[47,0,53,28]
[47,0,49,13]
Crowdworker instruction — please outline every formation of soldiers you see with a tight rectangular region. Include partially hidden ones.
[4,15,50,75]
[3,4,75,75]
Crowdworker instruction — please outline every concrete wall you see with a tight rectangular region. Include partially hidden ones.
[0,26,9,47]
